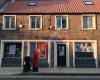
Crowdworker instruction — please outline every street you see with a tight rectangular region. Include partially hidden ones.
[0,75,100,80]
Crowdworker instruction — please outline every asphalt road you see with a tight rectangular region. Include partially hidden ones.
[0,76,100,80]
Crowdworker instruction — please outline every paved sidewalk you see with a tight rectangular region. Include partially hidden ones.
[0,67,100,76]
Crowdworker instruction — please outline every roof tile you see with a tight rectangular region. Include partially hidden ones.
[2,0,100,13]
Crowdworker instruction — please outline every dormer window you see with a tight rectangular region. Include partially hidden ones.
[11,0,16,3]
[84,0,93,5]
[28,2,37,6]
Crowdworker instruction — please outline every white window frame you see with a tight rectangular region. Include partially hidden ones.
[29,15,42,30]
[82,14,96,30]
[0,40,24,67]
[2,15,16,30]
[55,15,69,30]
[73,40,98,68]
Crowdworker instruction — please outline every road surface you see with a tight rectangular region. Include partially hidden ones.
[0,75,100,80]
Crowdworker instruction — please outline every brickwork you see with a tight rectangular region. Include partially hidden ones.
[0,14,100,67]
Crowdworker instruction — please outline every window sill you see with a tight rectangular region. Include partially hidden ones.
[2,28,16,30]
[55,28,68,30]
[29,28,42,30]
[82,28,96,30]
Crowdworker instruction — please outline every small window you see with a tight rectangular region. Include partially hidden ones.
[28,2,37,6]
[3,15,16,30]
[30,16,42,30]
[82,15,96,29]
[84,0,93,5]
[56,15,68,30]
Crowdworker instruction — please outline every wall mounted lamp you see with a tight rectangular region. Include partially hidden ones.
[19,24,23,29]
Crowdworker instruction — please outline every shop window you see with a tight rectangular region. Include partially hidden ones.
[3,43,22,58]
[30,42,48,60]
[75,42,94,58]
[37,42,48,60]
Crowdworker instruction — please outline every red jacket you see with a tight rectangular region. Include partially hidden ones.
[32,49,39,67]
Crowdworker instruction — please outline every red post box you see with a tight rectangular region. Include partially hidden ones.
[32,49,40,72]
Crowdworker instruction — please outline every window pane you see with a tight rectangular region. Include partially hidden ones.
[11,16,15,28]
[30,42,36,59]
[83,16,88,28]
[88,17,93,28]
[83,16,93,29]
[36,17,40,28]
[75,42,94,58]
[62,16,67,28]
[31,17,35,28]
[56,16,61,29]
[15,43,22,57]
[4,16,10,29]
[4,43,22,58]
[37,42,48,59]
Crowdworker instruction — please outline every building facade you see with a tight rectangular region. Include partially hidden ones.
[0,0,100,68]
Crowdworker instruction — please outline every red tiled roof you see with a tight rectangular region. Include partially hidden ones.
[2,0,100,13]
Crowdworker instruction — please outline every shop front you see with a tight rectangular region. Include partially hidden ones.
[28,41,50,67]
[54,41,69,68]
[0,40,98,68]
[0,40,24,67]
[73,40,98,68]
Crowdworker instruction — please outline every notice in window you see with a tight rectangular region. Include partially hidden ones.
[9,45,16,54]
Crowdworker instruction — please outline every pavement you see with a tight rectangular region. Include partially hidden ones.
[0,67,100,76]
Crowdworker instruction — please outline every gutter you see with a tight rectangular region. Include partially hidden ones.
[0,12,99,15]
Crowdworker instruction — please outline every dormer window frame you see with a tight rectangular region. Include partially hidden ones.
[28,1,38,6]
[84,0,94,5]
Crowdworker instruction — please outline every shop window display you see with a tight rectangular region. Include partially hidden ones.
[3,43,22,58]
[75,42,94,58]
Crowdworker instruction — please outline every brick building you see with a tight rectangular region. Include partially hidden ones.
[0,0,100,68]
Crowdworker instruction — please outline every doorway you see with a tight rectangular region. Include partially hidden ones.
[57,44,66,67]
[54,42,69,68]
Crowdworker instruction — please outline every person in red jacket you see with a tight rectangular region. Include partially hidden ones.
[32,49,40,72]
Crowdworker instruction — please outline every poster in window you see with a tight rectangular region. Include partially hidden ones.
[39,48,46,59]
[37,42,48,60]
[9,45,16,54]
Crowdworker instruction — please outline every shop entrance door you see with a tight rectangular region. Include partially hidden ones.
[57,44,66,67]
